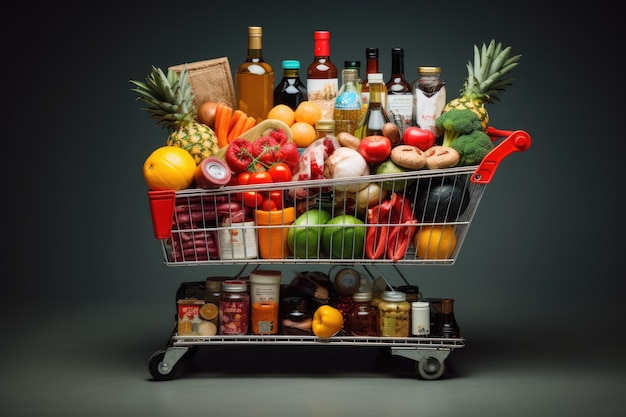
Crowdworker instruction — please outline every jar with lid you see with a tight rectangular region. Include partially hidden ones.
[396,285,422,304]
[411,66,446,138]
[315,119,335,139]
[378,290,411,337]
[218,280,250,335]
[346,291,380,336]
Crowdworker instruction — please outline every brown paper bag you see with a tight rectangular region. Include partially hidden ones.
[169,57,235,111]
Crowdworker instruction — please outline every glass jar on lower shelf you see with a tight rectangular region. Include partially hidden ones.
[345,292,380,337]
[378,290,410,337]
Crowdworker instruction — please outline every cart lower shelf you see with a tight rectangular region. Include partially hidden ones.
[149,332,465,381]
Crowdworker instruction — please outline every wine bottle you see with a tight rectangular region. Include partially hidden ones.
[386,47,413,133]
[306,30,338,120]
[236,26,274,123]
[361,48,388,116]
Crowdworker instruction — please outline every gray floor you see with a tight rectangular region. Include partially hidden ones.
[2,302,622,417]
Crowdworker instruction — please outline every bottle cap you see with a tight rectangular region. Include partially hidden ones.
[282,60,300,69]
[248,26,262,36]
[367,73,384,83]
[353,291,372,302]
[314,30,330,40]
[344,60,361,69]
[382,290,406,302]
[418,66,441,74]
[366,47,379,59]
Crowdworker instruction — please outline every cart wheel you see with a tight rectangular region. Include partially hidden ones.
[415,356,445,380]
[149,350,179,381]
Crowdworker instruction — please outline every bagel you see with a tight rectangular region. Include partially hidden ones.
[390,145,427,170]
[424,145,460,169]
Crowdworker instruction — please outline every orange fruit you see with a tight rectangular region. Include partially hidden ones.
[290,121,317,148]
[143,146,197,191]
[294,101,322,126]
[414,225,457,259]
[200,303,218,321]
[267,104,295,126]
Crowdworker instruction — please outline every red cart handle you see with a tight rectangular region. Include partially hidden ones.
[471,127,532,184]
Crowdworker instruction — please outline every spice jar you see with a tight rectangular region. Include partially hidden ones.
[378,290,410,337]
[345,291,380,336]
[219,280,250,335]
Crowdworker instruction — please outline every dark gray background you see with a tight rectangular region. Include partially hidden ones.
[3,1,623,416]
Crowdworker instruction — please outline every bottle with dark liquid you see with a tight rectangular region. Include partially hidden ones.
[435,298,461,338]
[236,26,274,123]
[273,59,307,111]
[386,47,413,133]
[306,30,338,120]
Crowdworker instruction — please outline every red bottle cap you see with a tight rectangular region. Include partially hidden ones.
[313,31,330,56]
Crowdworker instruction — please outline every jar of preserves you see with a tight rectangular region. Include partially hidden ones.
[219,280,250,335]
[345,291,379,336]
[378,290,410,337]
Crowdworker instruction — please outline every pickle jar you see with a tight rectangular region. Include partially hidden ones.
[378,290,410,337]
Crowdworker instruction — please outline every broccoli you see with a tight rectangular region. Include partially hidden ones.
[435,108,483,147]
[449,130,495,166]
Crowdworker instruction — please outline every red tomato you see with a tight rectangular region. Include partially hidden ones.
[358,135,392,164]
[402,126,436,151]
[236,171,251,185]
[241,191,263,208]
[268,190,284,209]
[248,171,273,185]
[268,163,292,183]
[260,199,278,211]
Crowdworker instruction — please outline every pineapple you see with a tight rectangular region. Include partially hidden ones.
[130,66,219,164]
[443,39,521,131]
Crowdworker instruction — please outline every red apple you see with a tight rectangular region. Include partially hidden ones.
[358,135,392,164]
[402,126,436,151]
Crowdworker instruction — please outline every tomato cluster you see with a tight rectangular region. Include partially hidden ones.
[234,163,293,209]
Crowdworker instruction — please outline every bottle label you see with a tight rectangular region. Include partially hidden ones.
[413,87,446,135]
[307,78,338,120]
[335,91,361,109]
[387,94,413,131]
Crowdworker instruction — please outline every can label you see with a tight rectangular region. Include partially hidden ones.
[177,300,203,335]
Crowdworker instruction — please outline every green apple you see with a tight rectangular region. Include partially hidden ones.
[321,214,366,259]
[287,209,332,258]
[375,159,415,192]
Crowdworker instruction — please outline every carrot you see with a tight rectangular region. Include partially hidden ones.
[227,111,248,143]
[228,110,245,135]
[213,103,225,132]
[216,105,233,148]
[241,116,256,135]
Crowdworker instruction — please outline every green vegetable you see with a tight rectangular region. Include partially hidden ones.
[435,108,483,148]
[449,130,495,166]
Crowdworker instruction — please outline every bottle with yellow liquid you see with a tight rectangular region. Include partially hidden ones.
[236,26,274,123]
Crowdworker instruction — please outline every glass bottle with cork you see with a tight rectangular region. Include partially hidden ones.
[273,59,307,111]
[354,73,391,139]
[386,47,413,133]
[333,67,363,136]
[361,48,388,117]
[306,30,338,121]
[236,26,274,123]
[411,66,446,138]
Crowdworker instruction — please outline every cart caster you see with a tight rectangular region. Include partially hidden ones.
[149,347,188,381]
[415,356,446,380]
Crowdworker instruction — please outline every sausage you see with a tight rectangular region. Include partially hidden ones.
[336,131,361,150]
[382,122,401,146]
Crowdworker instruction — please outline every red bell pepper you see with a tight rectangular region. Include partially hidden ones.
[366,193,418,261]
